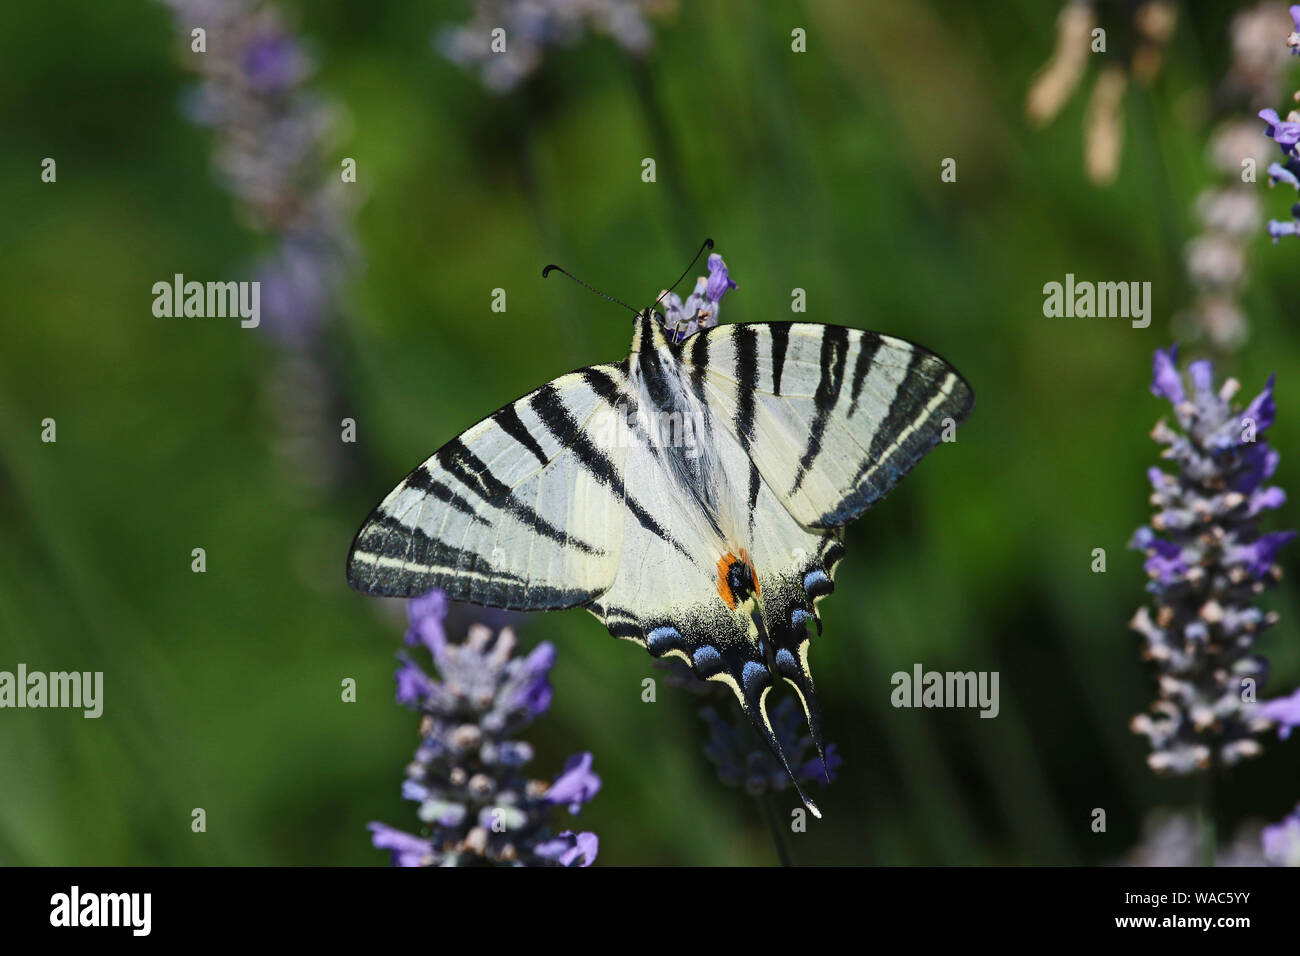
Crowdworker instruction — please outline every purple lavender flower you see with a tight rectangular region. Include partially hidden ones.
[1268,161,1300,190]
[1288,6,1300,56]
[367,822,434,868]
[1259,108,1300,149]
[1150,343,1186,403]
[547,752,602,814]
[1129,347,1292,774]
[654,657,841,799]
[700,696,841,797]
[704,254,737,301]
[1123,808,1268,867]
[436,0,659,94]
[242,31,307,93]
[659,253,738,344]
[370,591,599,866]
[1262,804,1300,865]
[534,830,600,867]
[394,656,434,708]
[1229,529,1297,576]
[1267,219,1300,243]
[1257,687,1300,739]
[404,590,449,651]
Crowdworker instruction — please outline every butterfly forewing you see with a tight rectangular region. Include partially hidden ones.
[686,322,974,529]
[347,364,632,609]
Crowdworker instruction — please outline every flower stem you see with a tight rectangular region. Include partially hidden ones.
[758,794,793,867]
[1197,770,1217,868]
[627,58,697,248]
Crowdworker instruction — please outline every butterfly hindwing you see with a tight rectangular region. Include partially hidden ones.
[347,363,634,609]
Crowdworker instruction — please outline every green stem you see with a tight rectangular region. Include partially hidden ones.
[627,58,697,248]
[758,794,793,867]
[1197,770,1216,868]
[1131,87,1186,289]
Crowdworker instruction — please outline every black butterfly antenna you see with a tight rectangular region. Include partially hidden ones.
[541,263,640,315]
[654,237,714,308]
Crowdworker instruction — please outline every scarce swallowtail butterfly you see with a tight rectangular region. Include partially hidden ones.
[347,242,974,817]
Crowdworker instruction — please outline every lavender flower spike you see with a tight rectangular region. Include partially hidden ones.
[701,696,842,797]
[436,0,659,94]
[1129,348,1292,774]
[369,591,598,866]
[659,253,738,343]
[160,0,357,346]
[1256,14,1300,247]
[655,656,841,800]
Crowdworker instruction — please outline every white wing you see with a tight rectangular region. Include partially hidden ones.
[679,322,975,529]
[347,363,634,609]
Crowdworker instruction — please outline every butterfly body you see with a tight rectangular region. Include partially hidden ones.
[349,307,973,815]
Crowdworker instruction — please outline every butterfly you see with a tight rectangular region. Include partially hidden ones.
[347,244,974,816]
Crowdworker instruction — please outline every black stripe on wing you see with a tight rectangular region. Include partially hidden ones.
[789,325,849,496]
[494,403,550,468]
[403,466,481,519]
[436,437,603,556]
[349,512,593,607]
[822,347,974,526]
[529,379,694,561]
[846,332,884,419]
[732,325,764,530]
[769,324,790,396]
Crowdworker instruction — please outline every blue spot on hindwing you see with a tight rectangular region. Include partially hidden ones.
[692,645,723,674]
[742,660,770,695]
[803,569,832,597]
[647,626,683,656]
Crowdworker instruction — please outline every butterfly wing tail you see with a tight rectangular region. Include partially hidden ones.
[755,539,843,783]
[630,606,824,818]
[731,663,822,820]
[773,647,828,781]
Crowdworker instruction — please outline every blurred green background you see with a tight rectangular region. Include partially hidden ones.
[2,0,1299,865]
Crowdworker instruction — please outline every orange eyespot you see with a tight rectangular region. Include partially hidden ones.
[716,549,759,610]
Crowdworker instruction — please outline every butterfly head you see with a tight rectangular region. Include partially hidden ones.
[631,307,678,353]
